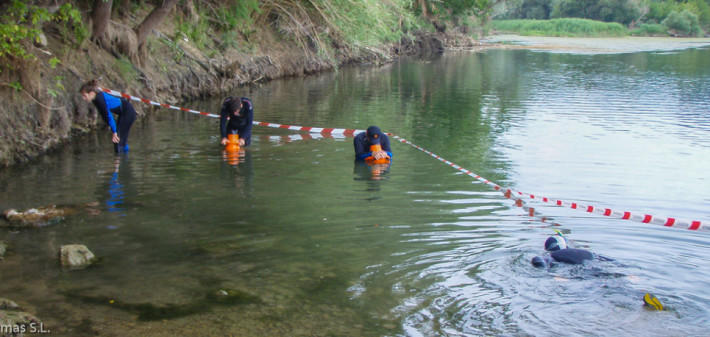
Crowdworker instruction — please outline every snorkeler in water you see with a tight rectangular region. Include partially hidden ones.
[531,231,666,311]
[531,232,614,268]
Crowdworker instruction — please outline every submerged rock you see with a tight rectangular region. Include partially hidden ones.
[2,202,100,228]
[59,244,96,270]
[0,299,43,337]
[2,205,74,227]
[0,298,19,310]
[0,241,6,260]
[207,288,262,305]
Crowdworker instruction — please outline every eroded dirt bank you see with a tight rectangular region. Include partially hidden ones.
[0,11,486,168]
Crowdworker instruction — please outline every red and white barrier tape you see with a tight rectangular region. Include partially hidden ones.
[389,134,708,231]
[100,88,709,232]
[99,88,366,136]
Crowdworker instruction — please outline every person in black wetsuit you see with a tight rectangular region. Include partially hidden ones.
[531,235,599,268]
[532,234,666,310]
[220,96,253,147]
[353,126,393,161]
[80,80,137,153]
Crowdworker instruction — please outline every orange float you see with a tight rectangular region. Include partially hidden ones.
[225,134,240,152]
[364,144,390,164]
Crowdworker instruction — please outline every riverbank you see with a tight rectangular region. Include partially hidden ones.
[0,8,486,168]
[483,34,710,54]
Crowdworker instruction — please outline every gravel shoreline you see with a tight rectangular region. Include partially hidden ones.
[483,34,710,54]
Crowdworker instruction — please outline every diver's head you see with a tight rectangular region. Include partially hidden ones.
[531,256,548,268]
[544,236,567,251]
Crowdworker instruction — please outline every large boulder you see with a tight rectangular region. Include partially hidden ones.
[59,244,96,270]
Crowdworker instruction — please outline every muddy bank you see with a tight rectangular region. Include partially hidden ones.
[0,11,487,168]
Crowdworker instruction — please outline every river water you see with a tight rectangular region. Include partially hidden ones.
[1,43,710,336]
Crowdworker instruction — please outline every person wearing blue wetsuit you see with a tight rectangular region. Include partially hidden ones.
[353,126,393,161]
[220,96,253,147]
[80,80,137,153]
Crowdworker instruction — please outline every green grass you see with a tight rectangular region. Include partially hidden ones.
[630,23,668,36]
[488,18,630,37]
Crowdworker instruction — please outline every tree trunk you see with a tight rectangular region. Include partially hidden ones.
[90,0,113,45]
[134,0,179,48]
[419,0,428,19]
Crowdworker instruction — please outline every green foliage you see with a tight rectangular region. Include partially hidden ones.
[311,0,413,45]
[647,1,678,23]
[114,57,139,83]
[647,0,709,28]
[630,23,667,36]
[176,13,211,50]
[7,81,23,92]
[412,0,496,28]
[498,0,710,32]
[662,10,703,36]
[47,75,66,98]
[54,2,88,43]
[0,1,85,60]
[551,0,640,26]
[48,57,60,68]
[252,0,417,60]
[685,0,710,30]
[488,18,629,37]
[216,0,260,36]
[160,38,185,62]
[518,0,554,20]
[438,0,494,17]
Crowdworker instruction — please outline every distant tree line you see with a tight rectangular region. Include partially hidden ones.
[497,0,709,36]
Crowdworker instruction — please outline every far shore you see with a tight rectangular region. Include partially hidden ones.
[482,34,710,54]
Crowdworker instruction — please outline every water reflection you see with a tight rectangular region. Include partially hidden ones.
[105,156,128,215]
[353,161,391,182]
[1,46,710,336]
[220,148,253,196]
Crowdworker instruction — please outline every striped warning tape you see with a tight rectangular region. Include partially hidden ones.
[99,88,365,136]
[388,134,708,231]
[99,87,709,232]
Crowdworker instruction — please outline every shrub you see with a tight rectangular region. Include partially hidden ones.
[662,10,703,37]
[630,23,667,36]
[0,1,85,60]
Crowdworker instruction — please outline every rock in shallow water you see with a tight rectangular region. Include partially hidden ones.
[59,244,97,270]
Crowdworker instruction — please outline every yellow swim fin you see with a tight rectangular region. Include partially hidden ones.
[643,292,664,311]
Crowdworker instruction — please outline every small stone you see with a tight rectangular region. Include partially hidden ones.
[0,298,19,310]
[59,244,96,270]
[33,33,48,48]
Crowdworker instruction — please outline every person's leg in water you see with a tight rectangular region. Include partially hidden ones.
[116,104,137,153]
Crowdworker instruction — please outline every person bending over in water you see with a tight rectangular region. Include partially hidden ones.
[354,126,393,162]
[80,80,137,153]
[220,96,253,147]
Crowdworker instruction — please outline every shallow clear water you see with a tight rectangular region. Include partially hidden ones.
[1,46,710,336]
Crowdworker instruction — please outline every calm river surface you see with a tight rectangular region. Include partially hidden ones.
[2,43,710,336]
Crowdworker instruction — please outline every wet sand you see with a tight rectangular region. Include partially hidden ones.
[483,34,710,54]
